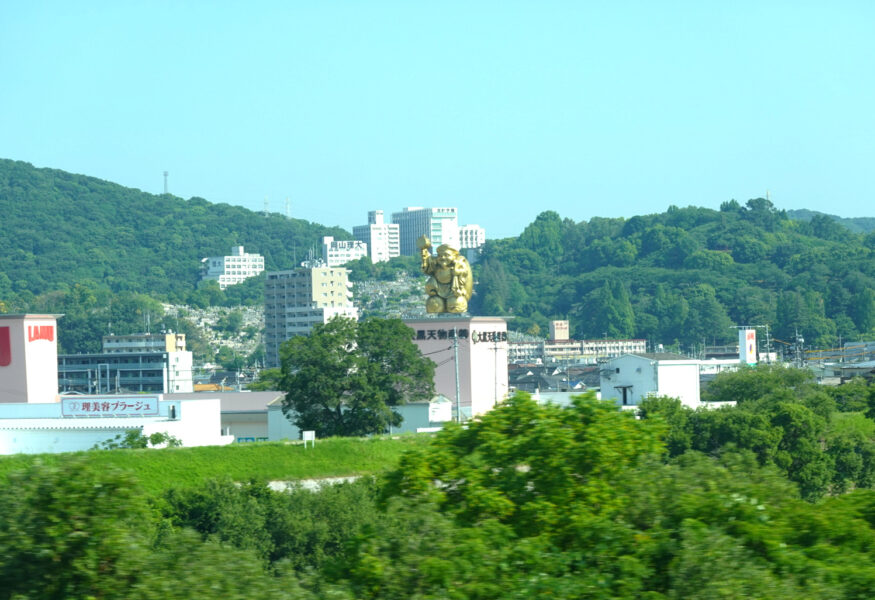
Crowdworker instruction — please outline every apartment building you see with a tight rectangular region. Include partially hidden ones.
[263,265,359,368]
[352,210,400,263]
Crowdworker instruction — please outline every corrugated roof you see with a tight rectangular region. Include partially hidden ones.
[632,352,691,361]
[165,391,283,412]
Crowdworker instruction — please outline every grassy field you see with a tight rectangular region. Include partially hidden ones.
[0,434,433,496]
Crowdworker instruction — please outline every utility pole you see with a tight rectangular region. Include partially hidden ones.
[453,327,461,423]
[794,328,805,368]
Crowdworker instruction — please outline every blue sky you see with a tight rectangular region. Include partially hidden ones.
[2,1,873,239]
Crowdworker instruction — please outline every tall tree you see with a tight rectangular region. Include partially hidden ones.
[279,317,434,437]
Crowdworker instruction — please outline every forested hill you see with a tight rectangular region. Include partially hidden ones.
[0,159,348,303]
[787,209,875,234]
[471,201,875,349]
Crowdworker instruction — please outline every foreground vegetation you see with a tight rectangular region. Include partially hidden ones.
[4,369,875,599]
[0,435,429,497]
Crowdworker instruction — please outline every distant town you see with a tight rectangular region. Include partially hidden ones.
[1,203,873,455]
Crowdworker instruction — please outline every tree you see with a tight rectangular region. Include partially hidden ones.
[95,429,182,449]
[279,317,434,437]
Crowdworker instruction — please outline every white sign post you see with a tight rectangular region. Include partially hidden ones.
[302,430,316,449]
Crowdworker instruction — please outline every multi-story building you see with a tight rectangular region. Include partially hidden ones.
[459,224,486,250]
[58,349,194,394]
[201,246,265,290]
[352,210,400,263]
[391,207,459,256]
[263,265,359,368]
[321,236,368,267]
[508,337,648,365]
[101,332,187,354]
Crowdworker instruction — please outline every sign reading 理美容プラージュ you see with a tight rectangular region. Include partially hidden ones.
[62,395,160,417]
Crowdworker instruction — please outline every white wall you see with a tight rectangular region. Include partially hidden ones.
[0,398,232,455]
[0,315,60,404]
[656,362,701,408]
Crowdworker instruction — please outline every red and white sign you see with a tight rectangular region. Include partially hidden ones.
[0,327,10,367]
[27,325,54,343]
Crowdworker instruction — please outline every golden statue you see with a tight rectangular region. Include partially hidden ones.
[417,235,473,314]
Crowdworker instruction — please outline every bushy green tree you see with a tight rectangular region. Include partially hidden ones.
[280,317,434,437]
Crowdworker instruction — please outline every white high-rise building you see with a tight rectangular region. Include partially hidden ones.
[459,224,486,249]
[352,210,400,263]
[201,246,265,290]
[263,266,359,368]
[391,207,459,256]
[322,236,368,267]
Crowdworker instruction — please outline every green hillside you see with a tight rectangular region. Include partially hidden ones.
[3,159,875,353]
[0,158,348,303]
[471,201,875,348]
[788,208,875,234]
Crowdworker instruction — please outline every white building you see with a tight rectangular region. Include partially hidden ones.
[0,395,231,454]
[321,236,368,267]
[0,314,231,454]
[58,349,194,395]
[405,317,509,420]
[263,266,359,368]
[201,246,265,289]
[507,337,647,365]
[459,224,486,249]
[599,353,701,409]
[352,210,400,263]
[392,207,459,256]
[102,332,187,354]
[1,314,61,404]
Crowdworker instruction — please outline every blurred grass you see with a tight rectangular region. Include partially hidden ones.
[0,434,433,496]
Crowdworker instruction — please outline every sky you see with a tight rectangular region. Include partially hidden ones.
[1,1,873,239]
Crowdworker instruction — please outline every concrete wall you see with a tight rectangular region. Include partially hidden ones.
[600,355,659,407]
[223,412,269,442]
[600,355,702,408]
[0,397,232,455]
[267,401,450,441]
[656,362,701,408]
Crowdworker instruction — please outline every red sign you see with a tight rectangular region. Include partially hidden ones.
[27,325,54,343]
[0,327,10,367]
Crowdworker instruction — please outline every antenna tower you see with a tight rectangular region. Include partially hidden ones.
[285,197,290,219]
[163,171,169,194]
[263,196,269,218]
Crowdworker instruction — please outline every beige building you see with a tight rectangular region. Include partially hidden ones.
[549,320,570,341]
[264,265,359,368]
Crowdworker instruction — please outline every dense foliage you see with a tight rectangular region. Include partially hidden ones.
[0,158,347,307]
[471,201,875,348]
[279,317,435,436]
[641,365,875,500]
[7,381,875,598]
